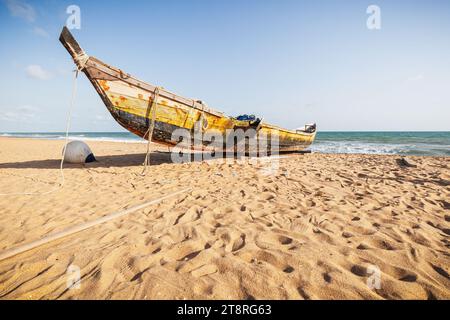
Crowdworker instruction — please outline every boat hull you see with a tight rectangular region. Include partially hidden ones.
[60,27,316,153]
[90,75,315,153]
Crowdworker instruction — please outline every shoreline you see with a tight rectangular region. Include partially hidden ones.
[0,135,148,144]
[0,136,449,158]
[0,137,448,299]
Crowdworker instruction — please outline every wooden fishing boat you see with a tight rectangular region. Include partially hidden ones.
[59,27,316,153]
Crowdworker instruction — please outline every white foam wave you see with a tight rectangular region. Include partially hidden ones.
[311,141,409,155]
[0,133,145,143]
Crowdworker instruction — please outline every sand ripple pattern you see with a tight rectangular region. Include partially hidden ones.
[0,138,449,299]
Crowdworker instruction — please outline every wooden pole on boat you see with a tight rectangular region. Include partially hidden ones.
[0,188,190,262]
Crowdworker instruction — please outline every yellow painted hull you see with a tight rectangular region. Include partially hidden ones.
[59,27,316,153]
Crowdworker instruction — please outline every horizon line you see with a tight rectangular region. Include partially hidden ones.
[2,130,450,134]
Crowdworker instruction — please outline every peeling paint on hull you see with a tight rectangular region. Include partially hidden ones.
[59,26,316,153]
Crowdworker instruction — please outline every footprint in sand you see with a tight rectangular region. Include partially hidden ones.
[305,199,316,207]
[180,250,201,261]
[219,231,246,252]
[297,286,311,300]
[430,263,450,280]
[350,265,366,277]
[279,235,293,245]
[248,250,295,275]
[204,242,212,249]
[438,200,450,210]
[322,272,332,283]
[399,273,417,282]
[363,238,398,251]
[391,267,418,282]
[426,221,450,236]
[166,243,203,263]
[152,247,162,254]
[406,245,419,263]
[342,232,353,239]
[191,264,218,278]
[130,267,151,282]
[356,243,370,250]
[255,233,294,250]
[176,206,202,224]
[230,234,246,252]
[283,266,295,273]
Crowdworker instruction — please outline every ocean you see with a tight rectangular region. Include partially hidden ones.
[1,131,449,157]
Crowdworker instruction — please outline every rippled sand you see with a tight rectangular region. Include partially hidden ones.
[0,137,449,299]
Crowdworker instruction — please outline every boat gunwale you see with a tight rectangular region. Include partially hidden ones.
[85,57,316,137]
[59,27,316,140]
[85,57,225,117]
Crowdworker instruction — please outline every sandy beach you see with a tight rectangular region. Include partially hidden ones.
[0,136,448,299]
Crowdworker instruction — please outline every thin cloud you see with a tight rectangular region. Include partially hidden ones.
[4,0,36,23]
[32,26,49,38]
[0,105,40,122]
[17,105,40,113]
[406,74,424,82]
[26,64,53,80]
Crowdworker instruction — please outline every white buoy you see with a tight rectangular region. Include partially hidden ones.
[63,140,96,163]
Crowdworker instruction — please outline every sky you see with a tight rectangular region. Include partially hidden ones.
[0,0,449,132]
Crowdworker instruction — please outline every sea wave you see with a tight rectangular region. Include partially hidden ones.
[68,136,146,143]
[2,132,449,156]
[311,141,450,156]
[0,133,145,143]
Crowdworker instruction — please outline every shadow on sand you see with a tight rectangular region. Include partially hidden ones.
[0,151,300,170]
[0,152,178,169]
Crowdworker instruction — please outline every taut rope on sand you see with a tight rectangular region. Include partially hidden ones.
[0,187,190,262]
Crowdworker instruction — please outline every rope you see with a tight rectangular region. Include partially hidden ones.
[0,187,191,261]
[73,53,89,71]
[200,104,207,131]
[141,87,160,174]
[0,69,79,196]
[194,102,208,152]
[197,101,208,133]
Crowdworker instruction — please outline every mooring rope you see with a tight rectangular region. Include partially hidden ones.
[141,87,160,175]
[0,187,191,261]
[0,69,79,196]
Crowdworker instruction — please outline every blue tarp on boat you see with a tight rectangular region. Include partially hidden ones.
[236,114,256,121]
